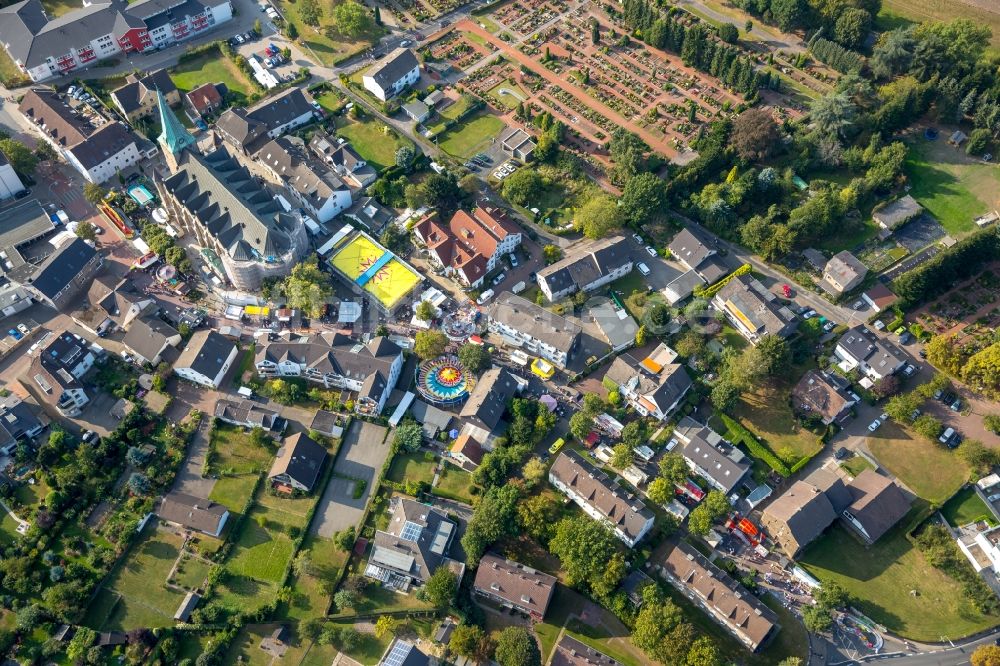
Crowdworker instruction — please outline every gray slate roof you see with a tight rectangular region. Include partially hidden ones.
[365,47,419,89]
[175,330,235,379]
[537,235,631,296]
[269,431,327,490]
[26,236,97,298]
[488,292,581,356]
[459,366,518,432]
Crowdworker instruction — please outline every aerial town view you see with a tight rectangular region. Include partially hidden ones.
[0,0,1000,662]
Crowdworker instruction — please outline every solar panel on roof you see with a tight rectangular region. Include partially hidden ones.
[400,520,423,542]
[381,640,412,666]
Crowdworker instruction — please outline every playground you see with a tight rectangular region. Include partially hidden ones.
[329,233,421,309]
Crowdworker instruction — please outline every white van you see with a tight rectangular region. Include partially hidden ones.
[511,281,526,294]
[637,262,651,276]
[476,289,494,305]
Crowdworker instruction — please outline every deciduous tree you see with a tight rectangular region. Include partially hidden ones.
[575,194,624,239]
[414,330,448,360]
[731,107,779,161]
[334,0,374,36]
[494,627,540,666]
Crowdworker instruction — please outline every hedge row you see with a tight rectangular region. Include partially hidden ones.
[719,413,791,477]
[696,263,751,300]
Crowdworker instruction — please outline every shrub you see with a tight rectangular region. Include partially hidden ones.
[719,413,790,476]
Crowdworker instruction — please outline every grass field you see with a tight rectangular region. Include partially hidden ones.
[0,510,21,546]
[941,486,997,528]
[386,452,437,485]
[865,423,969,504]
[277,0,379,66]
[226,503,306,583]
[336,117,412,171]
[210,424,275,476]
[437,111,505,159]
[433,465,476,504]
[85,526,187,630]
[731,381,824,467]
[41,0,81,17]
[905,138,1000,236]
[209,475,258,515]
[280,535,348,621]
[317,90,348,113]
[801,519,1000,640]
[174,554,212,591]
[0,48,26,87]
[170,50,252,104]
[215,574,278,614]
[881,1,1000,51]
[840,455,875,478]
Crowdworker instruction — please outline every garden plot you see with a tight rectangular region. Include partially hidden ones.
[910,264,1000,347]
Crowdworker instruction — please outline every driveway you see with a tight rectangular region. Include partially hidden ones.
[311,420,392,537]
[170,419,217,499]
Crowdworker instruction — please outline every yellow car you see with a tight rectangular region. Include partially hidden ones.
[548,438,565,455]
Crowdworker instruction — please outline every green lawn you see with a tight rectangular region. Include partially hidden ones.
[0,510,21,546]
[279,534,349,621]
[865,423,969,504]
[941,486,997,528]
[387,451,437,485]
[0,47,27,87]
[487,79,528,109]
[840,455,875,478]
[336,117,412,171]
[210,423,275,476]
[905,139,1000,236]
[730,380,824,467]
[209,475,259,515]
[84,526,187,630]
[432,465,476,504]
[331,582,433,618]
[801,518,1000,641]
[325,620,392,665]
[277,0,380,66]
[215,575,278,615]
[317,90,347,113]
[437,111,505,159]
[225,503,304,583]
[170,50,252,104]
[173,554,212,591]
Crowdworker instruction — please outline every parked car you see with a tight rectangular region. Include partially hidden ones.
[632,233,643,244]
[637,262,651,276]
[903,364,917,377]
[16,323,29,335]
[880,412,889,421]
[834,447,849,459]
[939,427,956,445]
[803,309,817,319]
[852,299,865,309]
[400,39,413,47]
[933,389,944,401]
[509,254,518,268]
[82,430,98,443]
[781,284,792,298]
[121,351,134,364]
[950,398,962,412]
[7,329,21,341]
[868,419,881,432]
[645,246,657,257]
[823,321,836,332]
[492,272,506,286]
[850,391,861,402]
[910,408,921,421]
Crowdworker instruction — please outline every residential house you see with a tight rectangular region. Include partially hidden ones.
[551,636,621,666]
[23,331,94,417]
[174,330,238,388]
[449,433,484,468]
[473,553,556,620]
[0,395,46,456]
[0,149,25,199]
[872,195,922,236]
[347,196,393,234]
[268,432,327,493]
[402,99,430,122]
[379,639,430,666]
[536,236,633,301]
[110,69,179,120]
[155,95,309,290]
[214,398,286,433]
[458,366,521,446]
[156,491,229,537]
[862,283,898,313]
[20,234,103,309]
[255,334,403,415]
[841,469,911,543]
[215,87,315,154]
[488,292,581,368]
[589,299,639,353]
[663,270,706,305]
[0,0,233,83]
[185,82,224,118]
[256,135,352,223]
[821,251,868,296]
[72,276,156,337]
[121,316,181,365]
[760,479,843,557]
[834,325,906,381]
[674,418,750,495]
[18,87,148,183]
[412,208,521,288]
[605,343,692,421]
[308,130,377,190]
[657,541,780,652]
[366,497,460,586]
[549,450,655,548]
[668,227,729,284]
[713,274,798,344]
[791,369,856,425]
[499,127,536,162]
[362,47,420,101]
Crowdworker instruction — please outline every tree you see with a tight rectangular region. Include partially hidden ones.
[494,627,541,666]
[279,256,333,318]
[634,324,648,347]
[521,456,547,488]
[754,335,791,376]
[884,392,922,422]
[809,91,857,140]
[688,490,729,535]
[985,414,1000,435]
[632,585,694,664]
[549,516,626,596]
[450,625,493,661]
[913,414,943,441]
[424,567,457,606]
[254,18,263,34]
[871,374,900,399]
[0,138,38,174]
[457,342,489,373]
[608,129,648,183]
[834,8,871,49]
[710,379,742,412]
[659,452,689,487]
[461,483,520,564]
[298,0,321,26]
[575,194,624,239]
[300,617,324,642]
[962,342,1000,396]
[717,22,738,43]
[415,171,463,219]
[620,173,668,226]
[610,443,634,469]
[395,145,415,169]
[67,628,97,663]
[285,21,299,40]
[16,604,45,631]
[374,616,399,639]
[967,128,992,156]
[542,245,563,264]
[415,300,436,321]
[393,420,423,453]
[75,221,97,242]
[333,0,373,36]
[686,635,720,666]
[647,477,672,505]
[802,604,833,633]
[972,644,1000,666]
[814,581,851,610]
[414,330,448,360]
[959,440,998,474]
[731,107,780,161]
[770,0,803,31]
[517,491,561,543]
[380,223,408,253]
[83,183,108,206]
[128,472,150,495]
[569,411,594,439]
[501,169,544,207]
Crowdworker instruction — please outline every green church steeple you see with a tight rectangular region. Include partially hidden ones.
[157,89,196,156]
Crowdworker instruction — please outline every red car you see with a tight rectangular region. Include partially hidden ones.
[781,284,792,298]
